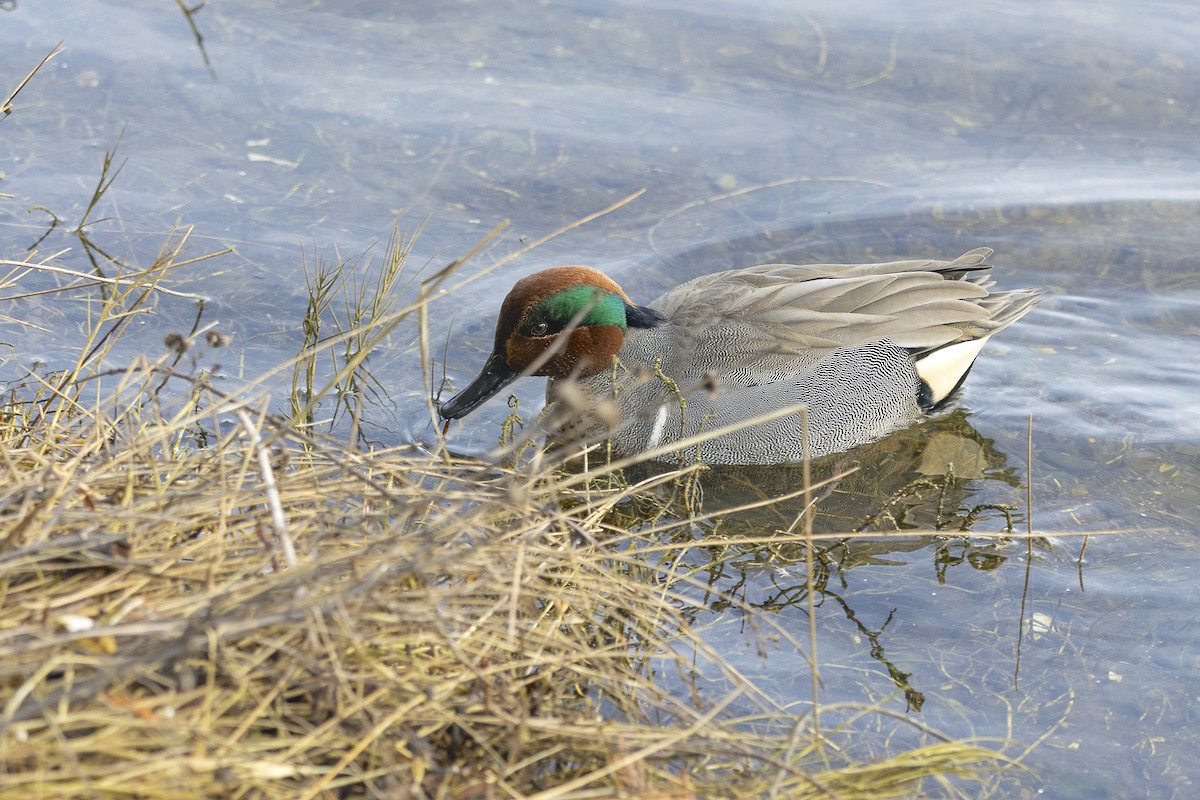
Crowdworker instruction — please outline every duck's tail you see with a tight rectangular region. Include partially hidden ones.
[914,285,1043,409]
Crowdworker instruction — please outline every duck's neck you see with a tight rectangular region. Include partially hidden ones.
[625,303,666,328]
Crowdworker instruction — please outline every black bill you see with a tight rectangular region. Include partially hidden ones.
[438,351,521,420]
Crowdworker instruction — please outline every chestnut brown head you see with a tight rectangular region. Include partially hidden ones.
[438,266,662,420]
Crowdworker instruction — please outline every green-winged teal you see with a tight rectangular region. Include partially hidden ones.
[439,247,1041,464]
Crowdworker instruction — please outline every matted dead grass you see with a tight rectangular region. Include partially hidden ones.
[0,237,1013,800]
[0,374,1008,798]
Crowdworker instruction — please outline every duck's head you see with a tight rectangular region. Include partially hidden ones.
[438,265,664,420]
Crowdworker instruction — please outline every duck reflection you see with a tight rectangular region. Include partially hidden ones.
[582,408,1028,712]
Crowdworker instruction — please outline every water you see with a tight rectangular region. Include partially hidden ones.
[2,0,1199,795]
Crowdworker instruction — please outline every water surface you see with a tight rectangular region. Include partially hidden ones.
[2,1,1199,796]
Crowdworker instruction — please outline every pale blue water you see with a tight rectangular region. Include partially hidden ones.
[2,1,1199,796]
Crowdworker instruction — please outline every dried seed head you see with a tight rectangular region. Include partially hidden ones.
[164,333,188,354]
[594,399,620,428]
[553,381,587,412]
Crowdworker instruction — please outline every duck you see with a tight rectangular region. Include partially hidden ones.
[438,247,1041,465]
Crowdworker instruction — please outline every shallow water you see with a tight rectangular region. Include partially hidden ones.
[3,0,1199,795]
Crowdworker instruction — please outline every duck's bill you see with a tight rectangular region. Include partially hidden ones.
[438,352,520,420]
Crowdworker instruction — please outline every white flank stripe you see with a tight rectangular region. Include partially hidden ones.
[647,405,669,450]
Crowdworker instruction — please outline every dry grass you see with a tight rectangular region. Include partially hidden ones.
[0,230,1015,799]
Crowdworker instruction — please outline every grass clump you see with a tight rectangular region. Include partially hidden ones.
[0,228,1012,799]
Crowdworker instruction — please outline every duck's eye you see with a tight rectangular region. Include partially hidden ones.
[531,321,549,336]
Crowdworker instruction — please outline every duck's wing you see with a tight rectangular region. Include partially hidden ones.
[638,248,1041,399]
[650,248,1035,354]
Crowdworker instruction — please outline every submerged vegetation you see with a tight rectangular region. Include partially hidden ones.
[0,56,1021,799]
